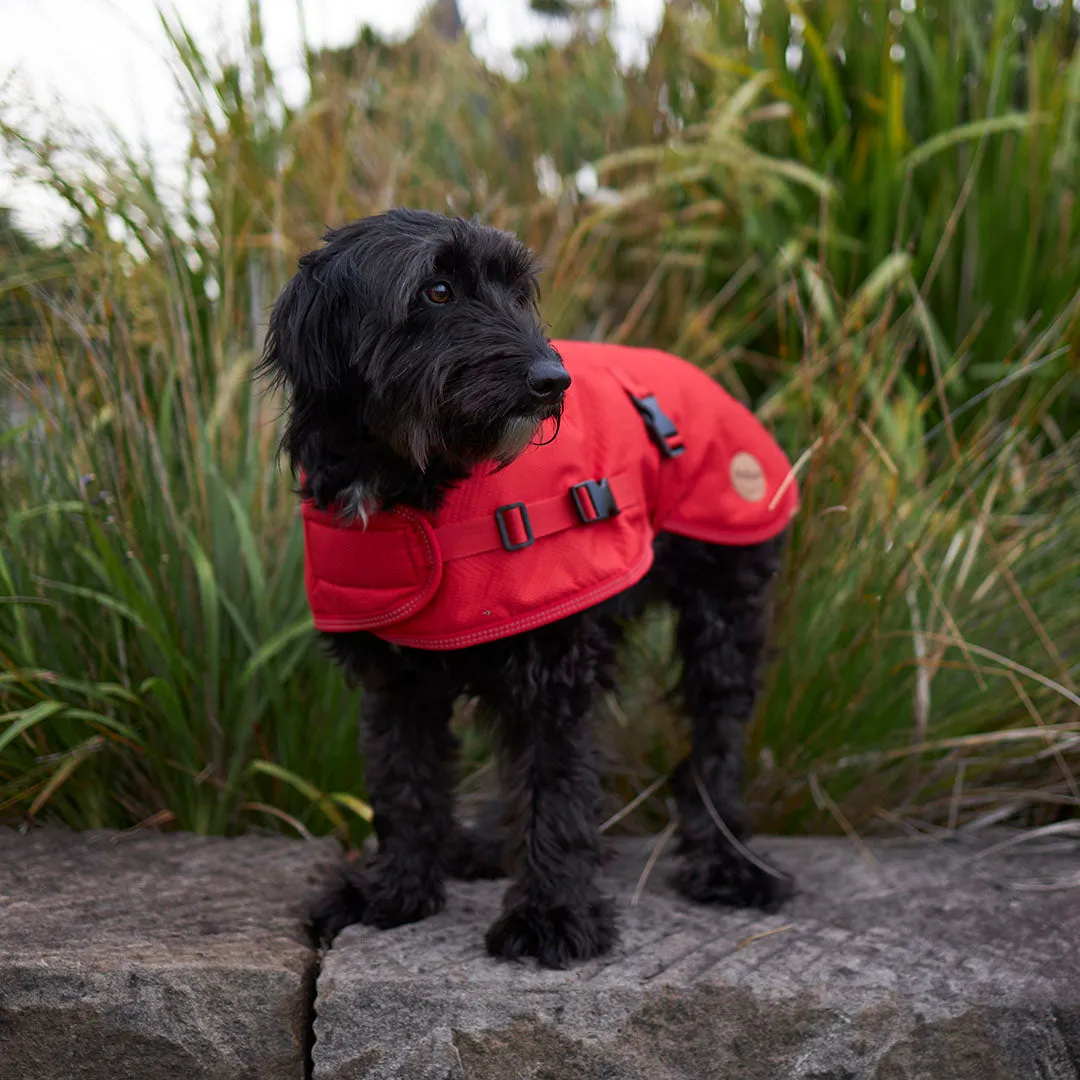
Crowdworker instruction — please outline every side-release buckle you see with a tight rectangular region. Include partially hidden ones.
[494,502,534,551]
[570,478,620,524]
[631,394,685,458]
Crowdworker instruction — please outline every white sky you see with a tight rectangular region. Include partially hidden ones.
[0,0,667,238]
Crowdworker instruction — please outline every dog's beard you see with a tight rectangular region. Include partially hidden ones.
[387,411,545,471]
[489,415,543,466]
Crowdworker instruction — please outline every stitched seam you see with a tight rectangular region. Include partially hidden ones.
[314,508,438,629]
[364,508,438,621]
[378,547,655,648]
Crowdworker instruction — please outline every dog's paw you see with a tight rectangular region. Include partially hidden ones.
[309,869,368,944]
[673,853,794,912]
[446,825,506,881]
[485,894,616,969]
[309,863,445,945]
[362,867,446,930]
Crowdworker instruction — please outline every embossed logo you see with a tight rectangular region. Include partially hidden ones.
[730,452,766,502]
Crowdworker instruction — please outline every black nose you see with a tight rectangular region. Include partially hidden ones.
[528,356,571,402]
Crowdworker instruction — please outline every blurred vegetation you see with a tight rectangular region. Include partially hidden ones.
[1,0,1077,844]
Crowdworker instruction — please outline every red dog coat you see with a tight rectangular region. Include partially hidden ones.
[301,341,798,649]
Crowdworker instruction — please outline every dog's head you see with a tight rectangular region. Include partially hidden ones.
[260,209,569,509]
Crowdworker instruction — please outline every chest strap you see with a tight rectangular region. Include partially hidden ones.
[436,470,639,559]
[434,372,683,560]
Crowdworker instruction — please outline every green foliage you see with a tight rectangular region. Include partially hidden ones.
[751,269,1079,833]
[0,208,72,335]
[607,257,1079,836]
[1,0,1077,841]
[0,228,365,836]
[745,0,1080,415]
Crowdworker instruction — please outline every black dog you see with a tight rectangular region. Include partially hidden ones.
[260,209,793,968]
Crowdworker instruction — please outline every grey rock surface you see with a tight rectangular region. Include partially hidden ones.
[313,834,1080,1080]
[0,827,334,1080]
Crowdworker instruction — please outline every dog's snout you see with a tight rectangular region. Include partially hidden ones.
[527,356,571,403]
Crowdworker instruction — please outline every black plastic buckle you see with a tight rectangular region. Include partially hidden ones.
[571,478,620,524]
[631,394,685,458]
[494,502,534,551]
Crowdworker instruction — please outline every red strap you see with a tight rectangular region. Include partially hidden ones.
[608,366,651,399]
[608,368,685,456]
[436,471,639,561]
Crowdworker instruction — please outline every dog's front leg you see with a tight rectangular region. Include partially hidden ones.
[311,670,458,942]
[480,627,616,968]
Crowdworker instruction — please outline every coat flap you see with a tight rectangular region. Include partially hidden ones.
[301,504,443,631]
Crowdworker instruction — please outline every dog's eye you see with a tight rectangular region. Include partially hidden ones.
[423,282,453,305]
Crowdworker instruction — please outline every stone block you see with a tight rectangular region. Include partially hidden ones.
[0,828,333,1080]
[312,835,1080,1080]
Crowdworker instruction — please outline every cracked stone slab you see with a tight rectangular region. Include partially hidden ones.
[313,835,1080,1080]
[0,827,335,1080]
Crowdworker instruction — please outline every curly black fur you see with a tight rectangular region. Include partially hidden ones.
[262,208,792,969]
[258,209,561,516]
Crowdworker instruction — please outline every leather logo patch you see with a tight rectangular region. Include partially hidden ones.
[730,452,766,502]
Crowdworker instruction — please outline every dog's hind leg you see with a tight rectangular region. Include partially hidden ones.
[662,534,794,911]
[477,619,617,968]
[310,665,459,942]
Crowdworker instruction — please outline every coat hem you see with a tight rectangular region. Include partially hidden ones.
[360,546,656,650]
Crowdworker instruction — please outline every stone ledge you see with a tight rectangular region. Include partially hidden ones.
[2,827,1077,1079]
[313,835,1080,1080]
[0,827,335,1080]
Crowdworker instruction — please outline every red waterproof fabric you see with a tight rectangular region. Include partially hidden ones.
[301,341,798,649]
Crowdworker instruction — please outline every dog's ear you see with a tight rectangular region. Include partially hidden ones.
[259,254,345,400]
[259,249,362,477]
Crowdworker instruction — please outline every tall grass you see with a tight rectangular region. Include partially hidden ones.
[607,256,1080,836]
[1,1,1077,842]
[749,0,1080,422]
[0,213,366,836]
